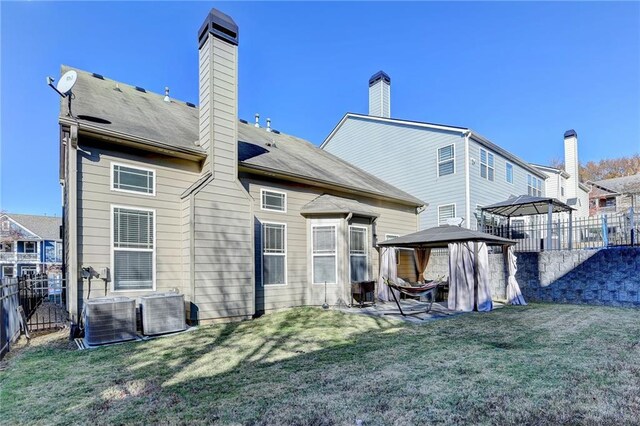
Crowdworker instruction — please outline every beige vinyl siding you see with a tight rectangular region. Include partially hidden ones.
[192,179,254,321]
[244,174,419,312]
[75,141,200,311]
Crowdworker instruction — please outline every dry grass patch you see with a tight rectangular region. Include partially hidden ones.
[1,304,639,425]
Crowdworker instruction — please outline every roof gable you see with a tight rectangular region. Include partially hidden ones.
[322,113,547,179]
[1,214,61,240]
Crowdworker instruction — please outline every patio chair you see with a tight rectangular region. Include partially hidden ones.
[383,278,442,318]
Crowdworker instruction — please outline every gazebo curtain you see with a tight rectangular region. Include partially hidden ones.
[377,247,398,302]
[447,242,493,312]
[504,245,526,305]
[414,248,431,282]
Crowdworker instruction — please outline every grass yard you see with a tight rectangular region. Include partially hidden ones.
[1,304,640,425]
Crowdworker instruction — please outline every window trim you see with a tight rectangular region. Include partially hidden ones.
[110,161,156,197]
[261,221,287,287]
[505,162,514,184]
[110,204,156,293]
[437,203,457,226]
[2,265,14,278]
[348,225,369,283]
[437,144,455,177]
[24,241,37,253]
[480,148,495,182]
[311,223,338,285]
[260,189,287,213]
[527,174,543,197]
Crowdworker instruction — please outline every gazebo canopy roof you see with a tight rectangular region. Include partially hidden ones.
[481,195,574,218]
[378,225,515,249]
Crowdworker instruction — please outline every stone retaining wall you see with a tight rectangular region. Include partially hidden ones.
[411,247,640,307]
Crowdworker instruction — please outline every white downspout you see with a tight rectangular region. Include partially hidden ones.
[464,130,472,229]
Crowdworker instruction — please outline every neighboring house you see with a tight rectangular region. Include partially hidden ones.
[530,130,590,218]
[588,174,640,216]
[58,9,424,324]
[0,213,63,278]
[321,71,549,231]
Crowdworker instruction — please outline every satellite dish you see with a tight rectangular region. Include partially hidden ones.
[56,70,77,95]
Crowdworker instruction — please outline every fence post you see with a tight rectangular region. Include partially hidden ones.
[568,210,573,250]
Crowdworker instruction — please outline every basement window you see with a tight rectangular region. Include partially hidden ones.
[111,162,155,196]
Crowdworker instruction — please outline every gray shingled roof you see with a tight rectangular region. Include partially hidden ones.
[591,174,640,195]
[301,194,380,217]
[3,214,61,241]
[60,66,424,207]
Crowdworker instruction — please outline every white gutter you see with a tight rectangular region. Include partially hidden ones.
[464,130,472,229]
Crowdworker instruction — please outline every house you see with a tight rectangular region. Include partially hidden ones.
[588,173,640,216]
[529,130,590,218]
[321,71,549,231]
[58,9,425,324]
[0,213,63,278]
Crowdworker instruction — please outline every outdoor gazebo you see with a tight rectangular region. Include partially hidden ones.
[378,225,525,312]
[480,195,575,250]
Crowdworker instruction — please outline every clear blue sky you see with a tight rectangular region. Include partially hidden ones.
[1,1,639,216]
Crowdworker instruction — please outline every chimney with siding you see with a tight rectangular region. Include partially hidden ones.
[368,71,391,118]
[198,9,239,180]
[563,129,580,199]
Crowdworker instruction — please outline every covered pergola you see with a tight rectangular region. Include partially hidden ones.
[378,225,525,311]
[480,195,575,250]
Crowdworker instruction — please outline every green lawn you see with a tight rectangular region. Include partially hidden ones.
[1,304,640,425]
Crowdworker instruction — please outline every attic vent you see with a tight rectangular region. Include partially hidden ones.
[239,119,248,124]
[135,86,146,93]
[92,73,104,80]
[186,102,196,108]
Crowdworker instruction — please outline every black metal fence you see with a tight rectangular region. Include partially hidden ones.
[483,211,639,252]
[0,274,68,360]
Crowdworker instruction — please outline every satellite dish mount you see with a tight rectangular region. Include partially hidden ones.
[47,70,78,117]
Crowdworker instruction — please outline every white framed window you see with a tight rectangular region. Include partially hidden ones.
[261,189,286,212]
[3,266,15,278]
[24,241,37,253]
[438,204,456,225]
[312,224,337,284]
[1,220,9,231]
[262,223,286,285]
[1,242,12,252]
[111,206,155,291]
[349,226,369,282]
[20,266,37,276]
[111,162,155,196]
[437,144,455,177]
[527,174,543,197]
[480,149,494,181]
[506,162,513,184]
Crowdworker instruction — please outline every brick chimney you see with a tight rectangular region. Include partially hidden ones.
[368,71,391,118]
[563,129,580,199]
[198,9,239,181]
